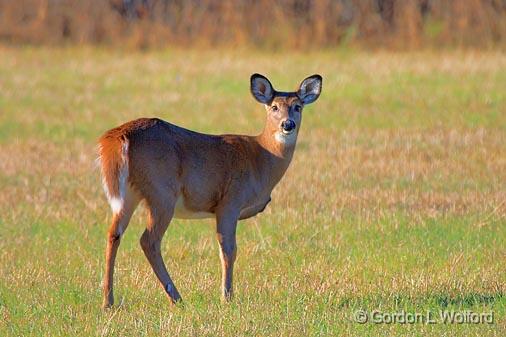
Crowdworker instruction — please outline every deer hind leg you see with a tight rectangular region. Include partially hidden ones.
[140,194,182,304]
[102,186,139,309]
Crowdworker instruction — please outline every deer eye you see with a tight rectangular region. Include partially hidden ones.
[271,105,278,112]
[294,105,302,112]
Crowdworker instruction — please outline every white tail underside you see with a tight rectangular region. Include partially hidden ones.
[100,140,129,214]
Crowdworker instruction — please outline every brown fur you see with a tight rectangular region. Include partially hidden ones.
[99,116,296,218]
[98,118,158,199]
[98,74,322,307]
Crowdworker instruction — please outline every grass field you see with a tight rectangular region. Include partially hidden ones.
[0,47,505,336]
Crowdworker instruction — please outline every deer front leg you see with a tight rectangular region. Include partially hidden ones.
[216,209,239,301]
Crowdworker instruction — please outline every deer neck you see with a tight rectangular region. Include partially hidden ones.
[254,124,298,186]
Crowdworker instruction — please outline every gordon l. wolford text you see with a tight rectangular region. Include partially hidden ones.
[354,309,494,324]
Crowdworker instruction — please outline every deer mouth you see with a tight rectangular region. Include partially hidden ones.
[281,128,295,135]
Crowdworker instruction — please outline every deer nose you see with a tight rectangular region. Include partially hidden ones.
[281,119,296,133]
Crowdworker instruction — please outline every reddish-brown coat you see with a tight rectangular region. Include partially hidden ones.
[98,74,322,307]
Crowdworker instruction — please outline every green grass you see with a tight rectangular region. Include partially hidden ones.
[0,46,505,336]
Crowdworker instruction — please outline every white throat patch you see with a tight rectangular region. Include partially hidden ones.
[274,131,297,145]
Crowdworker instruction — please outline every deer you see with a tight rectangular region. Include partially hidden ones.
[98,74,322,308]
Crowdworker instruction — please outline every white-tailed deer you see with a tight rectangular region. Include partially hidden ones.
[98,74,322,308]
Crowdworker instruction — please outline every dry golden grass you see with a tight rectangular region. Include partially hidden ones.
[0,47,505,336]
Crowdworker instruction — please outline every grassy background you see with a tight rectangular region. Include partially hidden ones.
[0,47,505,336]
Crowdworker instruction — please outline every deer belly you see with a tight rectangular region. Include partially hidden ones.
[173,196,214,219]
[239,197,271,219]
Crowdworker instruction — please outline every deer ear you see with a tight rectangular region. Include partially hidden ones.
[250,74,275,104]
[297,74,322,105]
